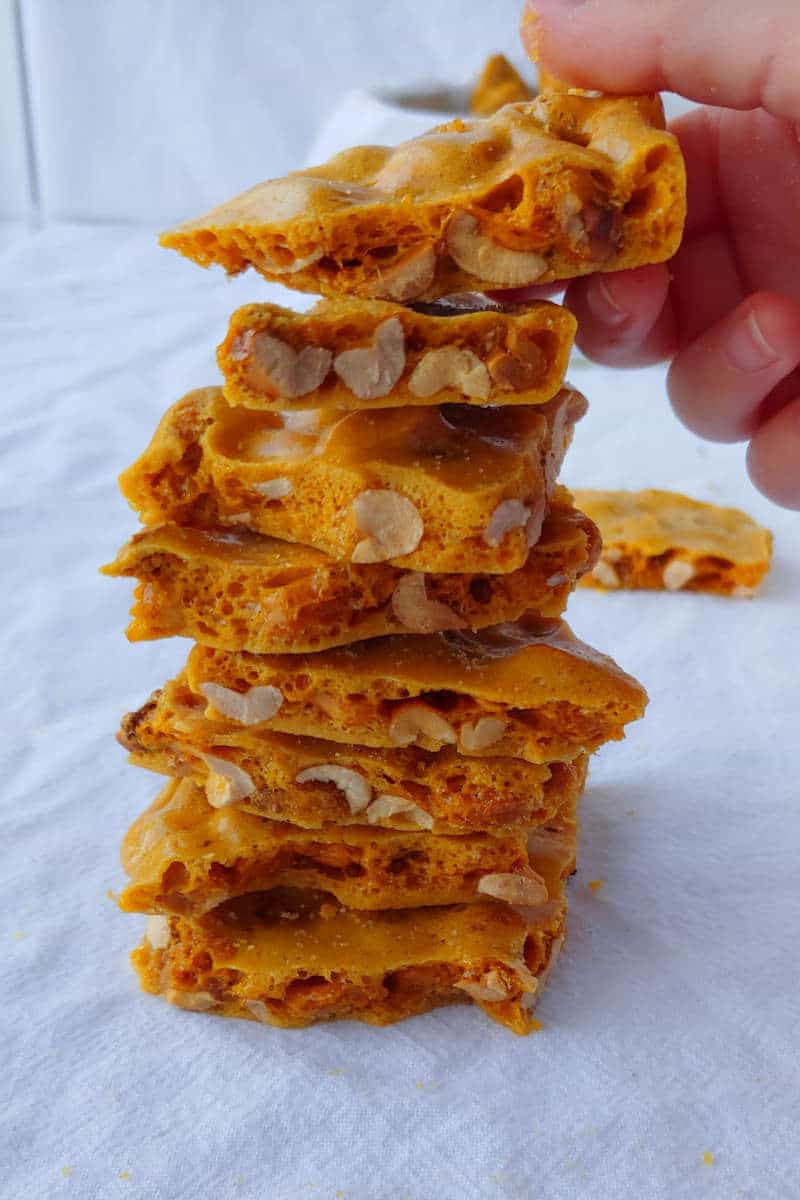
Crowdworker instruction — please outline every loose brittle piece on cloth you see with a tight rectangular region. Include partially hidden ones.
[575,489,773,596]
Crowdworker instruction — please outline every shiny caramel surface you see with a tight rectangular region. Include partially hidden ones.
[189,616,647,712]
[118,386,585,573]
[108,522,326,569]
[209,398,551,487]
[203,889,560,978]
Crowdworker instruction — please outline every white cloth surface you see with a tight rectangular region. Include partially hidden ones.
[2,91,799,1200]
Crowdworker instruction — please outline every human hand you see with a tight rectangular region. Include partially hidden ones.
[520,0,800,509]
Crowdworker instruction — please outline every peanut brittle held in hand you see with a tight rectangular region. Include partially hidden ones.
[119,676,589,836]
[160,91,685,301]
[574,489,773,596]
[218,298,575,412]
[120,777,577,915]
[118,385,586,574]
[132,868,571,1034]
[182,614,647,763]
[101,489,600,653]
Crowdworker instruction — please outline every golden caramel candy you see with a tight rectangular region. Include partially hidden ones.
[132,861,571,1034]
[119,676,589,836]
[575,489,773,596]
[183,614,647,763]
[101,488,600,653]
[470,54,534,117]
[120,777,577,915]
[218,298,575,412]
[161,90,685,300]
[118,385,587,574]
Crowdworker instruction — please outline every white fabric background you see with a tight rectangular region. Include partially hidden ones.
[2,82,799,1200]
[7,0,528,222]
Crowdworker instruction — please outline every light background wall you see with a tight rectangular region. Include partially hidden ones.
[5,0,530,223]
[1,0,33,219]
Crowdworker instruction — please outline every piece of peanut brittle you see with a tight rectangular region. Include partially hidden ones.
[575,489,773,596]
[161,90,685,300]
[218,298,575,412]
[101,488,599,653]
[117,386,586,574]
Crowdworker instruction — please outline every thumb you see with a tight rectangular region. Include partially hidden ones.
[523,0,800,124]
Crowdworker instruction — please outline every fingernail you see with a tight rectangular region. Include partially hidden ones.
[585,277,629,327]
[726,308,781,373]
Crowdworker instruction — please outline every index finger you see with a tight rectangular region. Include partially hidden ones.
[523,0,800,125]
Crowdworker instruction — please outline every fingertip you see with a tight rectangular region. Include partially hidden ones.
[565,264,674,366]
[668,358,743,443]
[578,276,633,329]
[587,264,671,325]
[746,396,800,510]
[525,0,661,93]
[726,293,800,374]
[669,292,800,443]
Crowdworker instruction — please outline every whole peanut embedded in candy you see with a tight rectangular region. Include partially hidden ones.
[390,572,465,633]
[199,754,256,807]
[366,795,434,830]
[408,346,491,399]
[477,872,548,906]
[240,332,332,398]
[459,716,507,752]
[372,244,436,301]
[351,490,424,563]
[295,764,372,814]
[199,682,283,725]
[387,703,457,748]
[333,318,406,400]
[446,212,547,286]
[483,499,531,548]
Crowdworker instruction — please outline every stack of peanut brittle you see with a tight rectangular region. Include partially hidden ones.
[105,81,685,1034]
